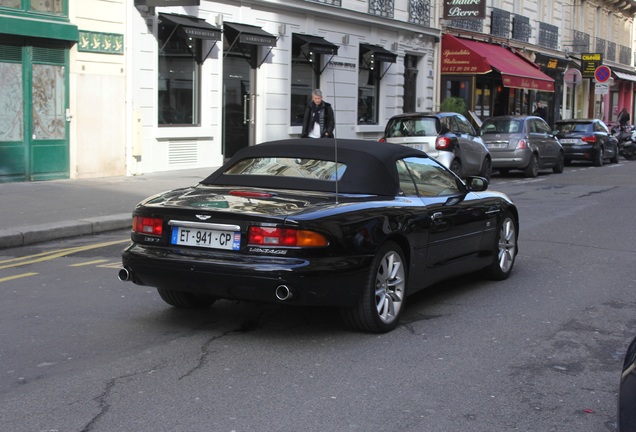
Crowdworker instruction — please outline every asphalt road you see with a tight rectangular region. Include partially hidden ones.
[1,161,635,432]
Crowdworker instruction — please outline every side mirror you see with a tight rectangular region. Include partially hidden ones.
[618,335,636,431]
[465,176,488,192]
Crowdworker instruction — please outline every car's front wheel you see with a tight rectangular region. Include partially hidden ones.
[341,241,407,333]
[157,288,216,309]
[483,211,518,281]
[480,157,492,180]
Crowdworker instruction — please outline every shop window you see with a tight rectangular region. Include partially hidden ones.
[0,0,65,15]
[358,44,396,125]
[158,18,201,126]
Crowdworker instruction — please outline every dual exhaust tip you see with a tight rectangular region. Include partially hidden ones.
[119,268,294,302]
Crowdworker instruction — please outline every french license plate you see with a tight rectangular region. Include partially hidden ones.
[560,139,578,144]
[171,226,241,250]
[487,143,508,149]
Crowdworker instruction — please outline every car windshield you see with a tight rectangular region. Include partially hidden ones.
[386,117,438,138]
[555,123,592,133]
[481,119,523,134]
[224,157,346,181]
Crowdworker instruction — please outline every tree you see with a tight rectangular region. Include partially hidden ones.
[440,97,466,114]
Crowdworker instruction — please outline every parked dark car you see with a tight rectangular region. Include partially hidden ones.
[480,115,564,177]
[380,112,492,179]
[119,139,519,333]
[553,118,619,166]
[618,334,636,431]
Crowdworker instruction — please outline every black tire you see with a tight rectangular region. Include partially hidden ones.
[498,168,510,176]
[553,152,564,173]
[523,154,539,178]
[157,288,216,309]
[480,157,492,181]
[611,146,620,164]
[450,159,462,178]
[593,147,604,167]
[341,241,407,333]
[483,211,518,281]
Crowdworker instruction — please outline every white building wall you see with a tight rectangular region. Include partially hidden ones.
[128,0,440,174]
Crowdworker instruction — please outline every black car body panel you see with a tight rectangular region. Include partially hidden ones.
[121,139,518,319]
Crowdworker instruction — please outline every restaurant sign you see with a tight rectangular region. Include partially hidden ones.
[443,0,487,20]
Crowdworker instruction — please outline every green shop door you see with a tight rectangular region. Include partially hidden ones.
[0,44,69,182]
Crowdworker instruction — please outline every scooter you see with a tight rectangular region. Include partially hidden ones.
[611,124,636,160]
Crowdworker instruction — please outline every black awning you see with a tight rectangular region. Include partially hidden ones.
[159,13,221,41]
[534,53,569,73]
[223,22,277,47]
[292,33,339,56]
[361,43,397,63]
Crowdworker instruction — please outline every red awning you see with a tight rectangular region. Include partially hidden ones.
[441,34,554,92]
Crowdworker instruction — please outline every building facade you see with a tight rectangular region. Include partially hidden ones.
[2,0,636,182]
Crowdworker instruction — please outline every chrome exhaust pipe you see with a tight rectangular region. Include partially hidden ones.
[275,285,293,301]
[118,267,132,282]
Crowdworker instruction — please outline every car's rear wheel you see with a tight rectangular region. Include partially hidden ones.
[523,154,539,177]
[450,159,462,178]
[593,147,604,167]
[157,288,216,309]
[341,241,407,333]
[483,211,518,281]
[611,149,620,164]
[553,152,564,173]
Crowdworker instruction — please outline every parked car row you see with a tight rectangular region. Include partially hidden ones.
[381,112,622,178]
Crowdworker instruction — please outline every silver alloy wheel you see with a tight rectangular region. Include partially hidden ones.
[497,217,517,273]
[375,250,406,324]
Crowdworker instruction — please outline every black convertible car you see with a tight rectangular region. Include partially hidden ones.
[119,139,519,333]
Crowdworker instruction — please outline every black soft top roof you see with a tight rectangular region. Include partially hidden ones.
[202,138,430,195]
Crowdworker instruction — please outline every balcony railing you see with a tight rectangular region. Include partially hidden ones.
[512,14,530,43]
[490,8,510,38]
[408,0,430,27]
[369,0,394,18]
[538,22,558,50]
[596,37,606,57]
[448,18,483,33]
[607,41,616,62]
[571,30,590,54]
[304,0,342,6]
[620,45,632,65]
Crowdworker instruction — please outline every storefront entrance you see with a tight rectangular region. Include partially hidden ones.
[0,43,69,183]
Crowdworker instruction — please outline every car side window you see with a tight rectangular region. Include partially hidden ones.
[396,159,418,196]
[455,115,474,135]
[400,157,461,197]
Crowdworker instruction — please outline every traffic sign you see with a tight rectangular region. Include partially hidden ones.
[595,65,611,83]
[595,83,609,95]
[564,68,582,87]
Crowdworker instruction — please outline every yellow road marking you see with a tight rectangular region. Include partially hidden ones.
[97,262,125,269]
[0,239,130,270]
[0,273,38,283]
[69,259,110,267]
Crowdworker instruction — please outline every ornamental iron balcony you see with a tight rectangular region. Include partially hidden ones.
[512,14,530,43]
[369,0,394,18]
[448,18,483,33]
[538,22,558,50]
[571,30,589,54]
[491,8,510,38]
[408,0,430,27]
[596,37,606,57]
[607,41,616,61]
[620,45,632,65]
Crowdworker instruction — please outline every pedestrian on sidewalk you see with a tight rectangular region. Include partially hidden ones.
[301,89,335,138]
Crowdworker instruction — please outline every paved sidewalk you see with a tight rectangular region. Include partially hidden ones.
[0,167,216,249]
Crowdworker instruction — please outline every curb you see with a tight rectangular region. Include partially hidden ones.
[0,213,131,249]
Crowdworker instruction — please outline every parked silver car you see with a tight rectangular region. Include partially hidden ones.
[480,115,564,178]
[380,112,492,179]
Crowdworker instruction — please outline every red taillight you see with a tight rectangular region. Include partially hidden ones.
[379,137,387,143]
[247,226,328,247]
[133,216,163,236]
[581,136,596,143]
[515,139,527,149]
[229,190,273,198]
[436,136,452,150]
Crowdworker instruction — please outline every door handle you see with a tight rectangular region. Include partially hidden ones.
[243,94,249,125]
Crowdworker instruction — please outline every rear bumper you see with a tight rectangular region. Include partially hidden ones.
[562,144,595,160]
[491,151,531,169]
[121,243,372,307]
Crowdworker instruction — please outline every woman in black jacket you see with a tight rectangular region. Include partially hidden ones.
[301,89,335,138]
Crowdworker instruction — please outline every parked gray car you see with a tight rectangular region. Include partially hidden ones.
[480,115,564,178]
[380,112,492,179]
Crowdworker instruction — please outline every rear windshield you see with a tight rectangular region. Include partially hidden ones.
[554,123,592,133]
[224,157,346,181]
[481,119,523,134]
[386,117,438,138]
